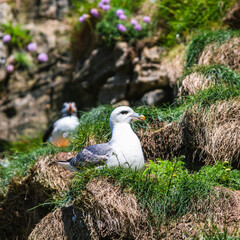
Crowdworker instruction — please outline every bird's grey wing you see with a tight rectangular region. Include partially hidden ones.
[69,143,113,169]
[43,124,54,142]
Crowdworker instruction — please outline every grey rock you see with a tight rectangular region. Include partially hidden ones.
[142,46,164,62]
[0,41,8,83]
[141,89,171,106]
[0,3,13,25]
[17,0,70,21]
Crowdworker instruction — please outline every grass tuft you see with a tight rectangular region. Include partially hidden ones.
[185,30,240,69]
[179,64,240,107]
[0,143,73,191]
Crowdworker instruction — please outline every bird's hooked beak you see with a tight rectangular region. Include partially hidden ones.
[67,104,74,114]
[130,112,146,121]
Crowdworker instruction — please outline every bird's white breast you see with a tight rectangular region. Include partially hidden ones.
[107,123,145,170]
[51,116,79,140]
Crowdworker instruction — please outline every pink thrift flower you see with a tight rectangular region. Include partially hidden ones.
[98,2,104,8]
[38,53,48,62]
[102,4,110,11]
[119,14,126,20]
[91,8,99,18]
[131,19,138,26]
[143,16,151,23]
[27,42,37,52]
[3,34,11,43]
[117,24,126,32]
[7,64,14,72]
[79,14,87,22]
[135,24,142,31]
[116,9,124,17]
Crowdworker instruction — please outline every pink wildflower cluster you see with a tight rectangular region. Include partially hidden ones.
[2,33,48,73]
[80,0,111,22]
[78,1,151,34]
[116,10,151,32]
[98,0,111,11]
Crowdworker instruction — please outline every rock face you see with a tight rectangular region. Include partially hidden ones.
[70,43,181,108]
[16,0,70,22]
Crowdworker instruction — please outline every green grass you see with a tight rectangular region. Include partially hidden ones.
[14,52,32,69]
[55,158,240,230]
[154,0,235,47]
[185,30,240,69]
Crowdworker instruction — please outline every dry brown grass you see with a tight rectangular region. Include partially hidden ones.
[141,122,183,162]
[75,178,151,240]
[0,152,75,240]
[28,205,90,240]
[160,187,240,240]
[28,179,239,240]
[198,37,240,72]
[201,100,240,166]
[141,99,240,169]
[178,72,212,96]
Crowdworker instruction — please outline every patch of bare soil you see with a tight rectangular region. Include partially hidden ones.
[198,37,240,72]
[0,152,75,240]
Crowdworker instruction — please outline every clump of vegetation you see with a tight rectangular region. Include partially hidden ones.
[56,158,239,236]
[70,0,152,51]
[14,52,32,69]
[96,7,151,46]
[1,22,32,48]
[0,143,71,190]
[185,30,240,69]
[155,0,235,47]
[179,64,240,105]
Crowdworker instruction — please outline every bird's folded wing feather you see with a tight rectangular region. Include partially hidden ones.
[43,124,54,142]
[70,143,113,169]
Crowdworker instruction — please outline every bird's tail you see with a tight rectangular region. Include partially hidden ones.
[56,161,79,172]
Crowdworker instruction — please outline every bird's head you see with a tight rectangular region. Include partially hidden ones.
[61,102,77,117]
[109,106,145,129]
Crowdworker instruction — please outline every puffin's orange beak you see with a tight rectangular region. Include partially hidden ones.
[67,104,74,114]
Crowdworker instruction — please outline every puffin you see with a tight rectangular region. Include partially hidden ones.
[43,102,79,147]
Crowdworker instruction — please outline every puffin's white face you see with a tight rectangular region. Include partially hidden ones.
[109,106,145,128]
[61,102,77,116]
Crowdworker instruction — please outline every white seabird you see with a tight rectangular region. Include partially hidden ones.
[57,106,145,171]
[43,102,79,147]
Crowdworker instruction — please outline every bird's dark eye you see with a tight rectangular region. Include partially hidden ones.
[120,111,129,115]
